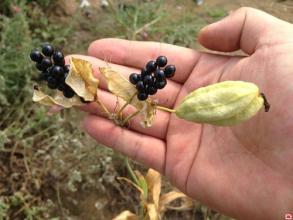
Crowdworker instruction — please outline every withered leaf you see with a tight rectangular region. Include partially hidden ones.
[112,210,138,220]
[99,67,156,127]
[66,57,99,101]
[32,87,83,108]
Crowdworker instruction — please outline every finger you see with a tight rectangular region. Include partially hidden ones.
[66,54,181,108]
[79,89,170,139]
[198,7,293,54]
[83,114,166,172]
[87,38,200,83]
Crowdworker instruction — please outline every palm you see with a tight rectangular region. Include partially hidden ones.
[76,8,293,219]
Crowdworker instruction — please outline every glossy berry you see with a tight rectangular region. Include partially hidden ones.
[39,71,49,81]
[42,44,54,56]
[146,60,157,72]
[136,81,145,92]
[129,73,141,85]
[47,76,58,89]
[53,51,65,65]
[143,75,154,86]
[36,63,46,71]
[50,65,64,76]
[40,57,52,70]
[155,78,167,89]
[64,65,70,73]
[63,87,75,98]
[57,82,66,91]
[154,69,165,80]
[141,67,149,77]
[137,92,148,101]
[164,65,176,78]
[30,50,43,63]
[147,86,157,95]
[156,56,167,67]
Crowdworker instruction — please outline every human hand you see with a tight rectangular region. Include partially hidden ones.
[72,7,293,220]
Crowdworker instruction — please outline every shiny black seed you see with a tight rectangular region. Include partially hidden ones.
[156,56,167,67]
[136,81,145,92]
[63,87,75,98]
[147,86,157,95]
[50,65,64,76]
[41,44,54,56]
[30,50,43,63]
[164,65,176,78]
[57,82,66,91]
[146,60,157,72]
[143,75,154,86]
[39,71,49,81]
[36,63,46,71]
[40,57,52,70]
[47,76,58,89]
[53,51,64,65]
[141,67,149,77]
[129,73,140,85]
[155,78,167,89]
[137,92,148,101]
[154,68,165,80]
[64,65,70,73]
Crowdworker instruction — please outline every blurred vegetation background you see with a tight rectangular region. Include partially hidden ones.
[0,0,292,219]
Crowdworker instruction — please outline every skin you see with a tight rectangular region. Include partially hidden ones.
[70,7,293,220]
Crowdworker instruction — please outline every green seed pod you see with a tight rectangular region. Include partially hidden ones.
[175,81,268,126]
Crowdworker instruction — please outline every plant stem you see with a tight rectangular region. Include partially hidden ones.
[125,157,139,185]
[121,110,140,126]
[117,92,137,117]
[156,105,176,113]
[96,98,110,115]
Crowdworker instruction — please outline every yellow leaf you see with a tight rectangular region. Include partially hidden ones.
[112,210,138,220]
[147,204,160,220]
[32,87,83,108]
[145,169,161,210]
[99,67,156,127]
[66,57,99,101]
[159,191,193,213]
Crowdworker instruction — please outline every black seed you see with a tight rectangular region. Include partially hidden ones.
[143,75,154,86]
[137,92,148,101]
[64,65,70,73]
[63,87,75,98]
[129,73,140,85]
[146,60,157,72]
[40,57,52,70]
[41,43,54,56]
[50,65,64,76]
[39,71,49,81]
[36,63,46,71]
[53,51,65,65]
[141,67,149,77]
[47,76,58,89]
[155,78,167,89]
[154,68,165,80]
[156,56,167,67]
[164,65,176,78]
[147,86,157,95]
[57,82,66,91]
[136,81,145,92]
[30,50,43,63]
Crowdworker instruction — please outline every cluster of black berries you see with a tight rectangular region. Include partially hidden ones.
[29,43,75,98]
[129,56,176,101]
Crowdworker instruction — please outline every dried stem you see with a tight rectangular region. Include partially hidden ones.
[156,105,176,113]
[122,110,140,126]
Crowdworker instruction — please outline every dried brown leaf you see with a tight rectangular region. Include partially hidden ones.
[99,67,156,127]
[147,203,159,220]
[159,191,193,213]
[32,87,83,108]
[112,210,138,220]
[145,169,161,210]
[66,57,99,101]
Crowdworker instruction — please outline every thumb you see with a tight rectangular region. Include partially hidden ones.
[198,7,293,54]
